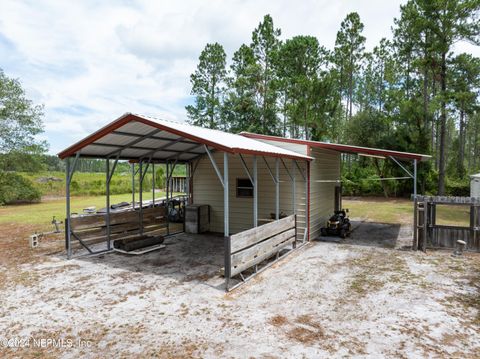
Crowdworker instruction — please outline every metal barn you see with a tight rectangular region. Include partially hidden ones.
[58,113,430,290]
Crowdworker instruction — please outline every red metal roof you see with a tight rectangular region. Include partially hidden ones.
[240,132,431,162]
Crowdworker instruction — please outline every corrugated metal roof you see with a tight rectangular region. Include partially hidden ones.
[57,113,313,161]
[240,132,432,162]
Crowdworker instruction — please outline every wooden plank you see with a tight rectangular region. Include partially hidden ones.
[414,195,480,205]
[74,222,167,241]
[72,225,168,247]
[230,215,295,253]
[433,224,471,230]
[230,236,295,277]
[231,228,296,268]
[417,202,424,250]
[73,216,166,236]
[70,207,166,230]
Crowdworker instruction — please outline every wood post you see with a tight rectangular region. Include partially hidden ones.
[413,197,418,250]
[422,198,428,252]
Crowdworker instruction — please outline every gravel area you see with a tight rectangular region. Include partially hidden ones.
[1,223,479,358]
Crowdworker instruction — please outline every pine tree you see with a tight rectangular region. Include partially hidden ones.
[186,43,227,129]
[334,12,366,122]
[250,15,282,135]
[222,45,260,133]
[449,53,480,178]
[418,0,480,194]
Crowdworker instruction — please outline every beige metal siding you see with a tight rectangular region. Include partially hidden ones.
[309,147,341,240]
[192,152,308,240]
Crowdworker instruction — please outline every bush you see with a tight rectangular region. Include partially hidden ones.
[0,172,42,204]
[445,178,470,197]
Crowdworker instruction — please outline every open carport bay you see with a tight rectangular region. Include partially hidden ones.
[1,221,479,358]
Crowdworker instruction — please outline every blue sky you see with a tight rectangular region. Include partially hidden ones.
[1,0,478,155]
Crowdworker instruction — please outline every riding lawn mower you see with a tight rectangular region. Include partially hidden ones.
[320,209,351,239]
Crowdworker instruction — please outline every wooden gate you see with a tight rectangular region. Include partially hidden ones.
[413,196,480,252]
[225,215,297,291]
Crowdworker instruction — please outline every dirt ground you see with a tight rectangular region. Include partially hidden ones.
[1,219,479,358]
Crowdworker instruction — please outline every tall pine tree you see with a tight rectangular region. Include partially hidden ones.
[186,43,227,129]
[250,15,282,135]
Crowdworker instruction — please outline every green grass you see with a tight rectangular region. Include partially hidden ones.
[1,196,471,232]
[343,198,413,224]
[0,191,167,228]
[343,198,470,226]
[433,204,470,227]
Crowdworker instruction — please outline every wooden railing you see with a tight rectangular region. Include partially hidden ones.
[68,206,167,246]
[225,214,297,290]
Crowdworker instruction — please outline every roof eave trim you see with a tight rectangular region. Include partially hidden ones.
[240,132,431,162]
[57,113,236,159]
[57,114,311,161]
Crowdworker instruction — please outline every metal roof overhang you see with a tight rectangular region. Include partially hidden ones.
[57,113,313,162]
[240,132,431,162]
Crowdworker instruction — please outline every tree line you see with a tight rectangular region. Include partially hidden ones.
[186,0,480,196]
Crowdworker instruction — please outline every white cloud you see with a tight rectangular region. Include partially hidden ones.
[0,0,478,154]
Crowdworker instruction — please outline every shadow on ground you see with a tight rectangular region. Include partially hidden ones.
[316,220,412,249]
[71,232,227,291]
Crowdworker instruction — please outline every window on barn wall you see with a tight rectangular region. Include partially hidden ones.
[236,178,253,198]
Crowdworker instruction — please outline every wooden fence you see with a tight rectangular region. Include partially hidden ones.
[413,195,480,252]
[225,214,297,291]
[67,206,167,247]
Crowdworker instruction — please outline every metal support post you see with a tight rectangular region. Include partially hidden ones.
[131,163,135,208]
[205,145,225,187]
[106,159,111,250]
[304,161,309,242]
[152,162,155,206]
[413,159,417,197]
[224,235,231,291]
[139,161,143,235]
[224,152,229,236]
[275,157,280,220]
[292,159,296,215]
[105,154,119,251]
[186,162,191,204]
[65,152,79,259]
[166,161,170,235]
[253,156,258,227]
[66,158,72,259]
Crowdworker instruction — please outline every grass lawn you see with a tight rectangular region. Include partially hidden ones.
[0,191,168,229]
[1,195,471,232]
[343,198,413,224]
[343,197,470,226]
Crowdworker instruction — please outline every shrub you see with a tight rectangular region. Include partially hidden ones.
[0,171,42,205]
[445,178,470,197]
